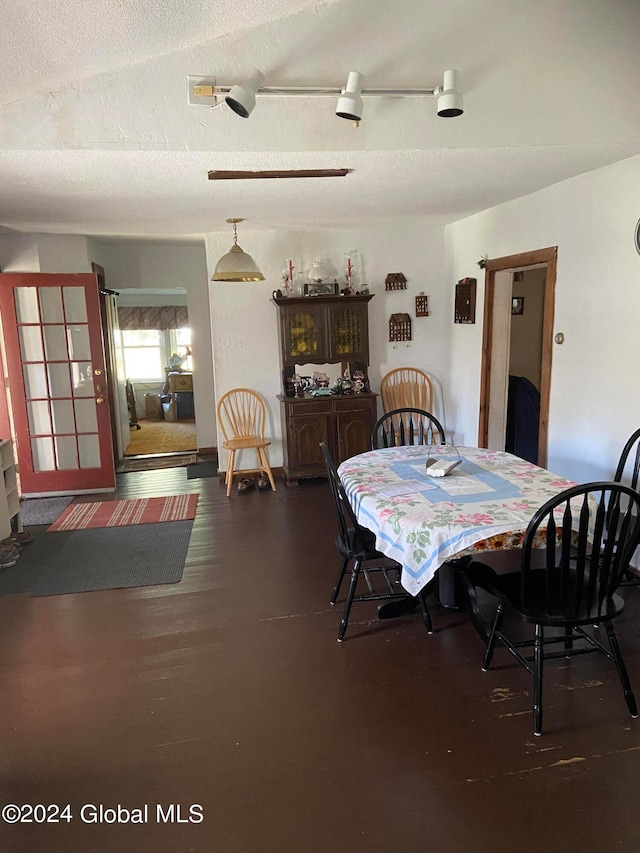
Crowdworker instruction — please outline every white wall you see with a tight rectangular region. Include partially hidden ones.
[445,153,640,483]
[0,234,40,271]
[205,221,448,470]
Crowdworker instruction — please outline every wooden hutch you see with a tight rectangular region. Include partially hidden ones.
[274,294,377,483]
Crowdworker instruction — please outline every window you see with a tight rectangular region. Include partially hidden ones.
[122,328,192,380]
[122,329,163,380]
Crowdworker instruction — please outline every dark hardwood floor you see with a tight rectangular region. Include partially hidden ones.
[2,469,640,851]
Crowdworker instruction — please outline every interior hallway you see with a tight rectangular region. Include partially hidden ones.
[1,470,640,852]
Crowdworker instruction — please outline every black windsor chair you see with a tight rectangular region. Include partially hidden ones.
[371,407,446,450]
[466,481,640,736]
[613,427,640,586]
[320,441,433,642]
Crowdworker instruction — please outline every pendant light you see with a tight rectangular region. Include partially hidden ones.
[211,218,265,282]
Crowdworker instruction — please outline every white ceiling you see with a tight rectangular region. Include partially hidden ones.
[1,0,639,241]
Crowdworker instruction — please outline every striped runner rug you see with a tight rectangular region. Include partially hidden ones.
[47,494,199,532]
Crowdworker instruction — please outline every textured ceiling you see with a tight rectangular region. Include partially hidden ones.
[1,0,639,240]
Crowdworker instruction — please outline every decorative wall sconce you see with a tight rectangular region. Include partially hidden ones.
[415,292,430,317]
[389,313,412,342]
[454,277,476,324]
[385,273,407,291]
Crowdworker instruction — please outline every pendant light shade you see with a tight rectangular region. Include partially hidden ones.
[212,218,265,282]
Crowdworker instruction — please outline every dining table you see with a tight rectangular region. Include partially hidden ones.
[337,444,577,637]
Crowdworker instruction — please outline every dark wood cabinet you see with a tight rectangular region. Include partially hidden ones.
[274,294,376,482]
[278,393,377,482]
[274,295,372,365]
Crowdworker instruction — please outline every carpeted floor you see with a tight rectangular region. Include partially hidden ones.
[124,419,197,455]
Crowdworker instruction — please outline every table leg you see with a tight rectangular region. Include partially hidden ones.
[377,596,421,619]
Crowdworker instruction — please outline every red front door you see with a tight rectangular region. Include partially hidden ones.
[0,273,115,495]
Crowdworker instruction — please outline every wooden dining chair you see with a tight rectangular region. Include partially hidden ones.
[371,407,446,449]
[216,388,277,497]
[613,427,640,586]
[320,441,433,642]
[380,367,434,414]
[466,481,640,736]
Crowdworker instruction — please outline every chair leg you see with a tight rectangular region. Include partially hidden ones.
[225,450,236,497]
[337,560,361,643]
[330,557,349,605]
[257,447,277,491]
[417,590,433,634]
[482,601,504,671]
[605,619,638,717]
[533,623,544,736]
[564,626,574,655]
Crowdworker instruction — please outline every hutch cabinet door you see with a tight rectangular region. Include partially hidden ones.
[334,396,377,463]
[279,302,326,365]
[287,413,328,472]
[327,301,369,362]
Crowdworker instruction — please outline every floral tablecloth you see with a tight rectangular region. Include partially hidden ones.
[337,445,575,596]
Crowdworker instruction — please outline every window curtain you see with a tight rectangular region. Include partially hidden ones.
[117,306,189,331]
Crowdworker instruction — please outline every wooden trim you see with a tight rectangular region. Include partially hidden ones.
[478,247,558,468]
[208,169,350,180]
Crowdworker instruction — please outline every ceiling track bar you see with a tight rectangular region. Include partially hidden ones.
[213,86,438,98]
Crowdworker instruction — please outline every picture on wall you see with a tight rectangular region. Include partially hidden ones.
[511,296,525,315]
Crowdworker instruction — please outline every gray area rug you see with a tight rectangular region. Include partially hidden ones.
[0,521,191,597]
[186,460,218,479]
[20,496,74,526]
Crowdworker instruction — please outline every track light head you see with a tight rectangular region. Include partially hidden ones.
[437,69,463,118]
[336,71,364,122]
[225,68,265,118]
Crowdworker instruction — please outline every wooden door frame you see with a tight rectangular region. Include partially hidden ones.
[478,247,557,468]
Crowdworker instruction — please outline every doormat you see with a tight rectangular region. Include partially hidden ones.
[186,460,218,479]
[117,453,197,473]
[20,496,74,526]
[48,494,199,532]
[22,521,191,597]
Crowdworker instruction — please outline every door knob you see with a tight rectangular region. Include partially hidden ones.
[96,396,105,404]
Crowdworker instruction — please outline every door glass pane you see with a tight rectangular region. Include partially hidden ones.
[39,288,64,323]
[63,287,88,322]
[51,399,75,434]
[75,399,98,432]
[48,364,71,398]
[67,325,91,360]
[43,325,67,360]
[15,287,40,323]
[72,363,94,396]
[27,401,51,436]
[55,436,78,469]
[31,437,56,471]
[19,326,44,361]
[78,434,100,468]
[23,364,48,399]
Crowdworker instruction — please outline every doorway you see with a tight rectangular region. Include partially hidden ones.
[478,247,557,468]
[116,289,197,462]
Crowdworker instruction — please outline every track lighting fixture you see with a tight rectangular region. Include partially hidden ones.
[225,68,265,118]
[211,219,264,282]
[436,69,463,117]
[335,71,364,123]
[189,69,464,123]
